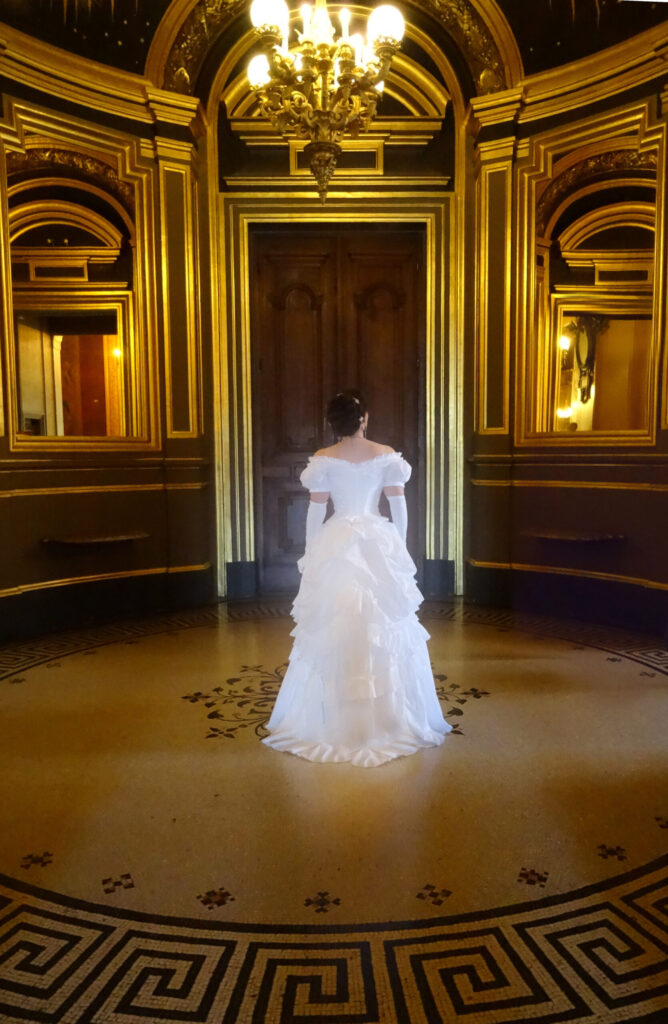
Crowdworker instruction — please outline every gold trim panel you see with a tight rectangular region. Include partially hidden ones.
[158,159,202,438]
[471,479,668,491]
[468,558,668,592]
[0,101,161,453]
[514,101,667,447]
[0,562,211,599]
[475,160,511,434]
[217,197,453,579]
[0,483,206,499]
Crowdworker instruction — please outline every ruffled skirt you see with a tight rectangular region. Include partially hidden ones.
[263,514,451,767]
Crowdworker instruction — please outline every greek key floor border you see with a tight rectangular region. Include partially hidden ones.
[1,599,666,680]
[1,853,667,1023]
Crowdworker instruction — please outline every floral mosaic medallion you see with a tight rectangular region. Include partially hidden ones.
[182,664,286,740]
[181,665,490,740]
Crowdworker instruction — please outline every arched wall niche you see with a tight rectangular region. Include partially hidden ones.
[0,106,160,451]
[516,107,665,446]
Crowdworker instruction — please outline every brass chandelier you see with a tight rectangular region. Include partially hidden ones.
[247,0,406,202]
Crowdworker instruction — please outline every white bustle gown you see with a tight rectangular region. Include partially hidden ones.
[262,452,451,767]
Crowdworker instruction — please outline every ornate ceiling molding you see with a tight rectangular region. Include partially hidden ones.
[536,149,657,237]
[407,0,509,94]
[160,0,247,94]
[6,148,135,214]
[153,0,515,99]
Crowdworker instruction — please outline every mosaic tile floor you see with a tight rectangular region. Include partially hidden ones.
[0,601,667,1022]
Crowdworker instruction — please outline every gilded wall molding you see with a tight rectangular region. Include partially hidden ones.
[514,102,666,448]
[162,0,247,93]
[475,160,512,434]
[411,0,508,94]
[536,149,657,237]
[6,148,136,214]
[471,479,668,491]
[0,563,212,600]
[215,194,456,589]
[158,159,203,438]
[0,101,161,452]
[517,23,668,126]
[467,559,668,592]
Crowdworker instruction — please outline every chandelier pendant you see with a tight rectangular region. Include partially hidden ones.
[248,0,405,202]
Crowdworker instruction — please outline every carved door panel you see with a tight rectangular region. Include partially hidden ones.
[338,233,424,556]
[251,227,424,593]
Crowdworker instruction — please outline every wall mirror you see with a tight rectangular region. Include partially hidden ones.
[551,299,653,435]
[14,297,133,438]
[3,133,156,449]
[522,125,664,444]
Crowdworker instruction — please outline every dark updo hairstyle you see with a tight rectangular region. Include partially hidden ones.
[326,389,367,438]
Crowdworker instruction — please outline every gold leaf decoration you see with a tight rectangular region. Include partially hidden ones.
[536,150,657,236]
[6,148,135,213]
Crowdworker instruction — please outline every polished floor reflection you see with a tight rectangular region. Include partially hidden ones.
[1,602,667,1023]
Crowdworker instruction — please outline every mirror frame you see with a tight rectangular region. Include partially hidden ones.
[0,100,160,452]
[548,291,654,436]
[515,101,666,447]
[12,290,135,440]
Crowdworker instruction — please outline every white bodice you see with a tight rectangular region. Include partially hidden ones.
[300,452,411,518]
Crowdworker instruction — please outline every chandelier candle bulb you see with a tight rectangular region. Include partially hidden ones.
[339,7,350,39]
[250,0,289,31]
[248,52,271,88]
[311,0,335,44]
[349,32,364,67]
[367,3,405,44]
[300,3,312,37]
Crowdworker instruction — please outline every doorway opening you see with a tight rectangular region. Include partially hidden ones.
[250,223,426,594]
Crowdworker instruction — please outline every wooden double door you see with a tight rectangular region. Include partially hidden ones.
[250,225,425,593]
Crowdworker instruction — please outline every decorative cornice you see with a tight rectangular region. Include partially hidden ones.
[6,148,136,213]
[536,149,657,236]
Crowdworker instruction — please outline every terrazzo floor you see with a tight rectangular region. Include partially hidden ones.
[1,600,667,1023]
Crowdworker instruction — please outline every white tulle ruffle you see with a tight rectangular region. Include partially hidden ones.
[263,512,451,767]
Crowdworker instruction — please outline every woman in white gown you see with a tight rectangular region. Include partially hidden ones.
[263,391,451,767]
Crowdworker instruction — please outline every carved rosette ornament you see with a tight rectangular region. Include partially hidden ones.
[163,0,506,96]
[536,149,657,236]
[6,148,135,213]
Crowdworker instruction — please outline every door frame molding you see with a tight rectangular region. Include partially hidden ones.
[213,192,462,597]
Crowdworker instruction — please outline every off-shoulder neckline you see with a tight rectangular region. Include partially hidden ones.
[310,451,401,466]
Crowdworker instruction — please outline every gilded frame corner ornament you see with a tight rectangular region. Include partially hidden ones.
[0,101,161,452]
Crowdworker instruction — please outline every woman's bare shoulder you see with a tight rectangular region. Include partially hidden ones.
[369,442,395,455]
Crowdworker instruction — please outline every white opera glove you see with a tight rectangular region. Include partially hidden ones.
[298,499,327,574]
[305,499,327,546]
[387,494,407,544]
